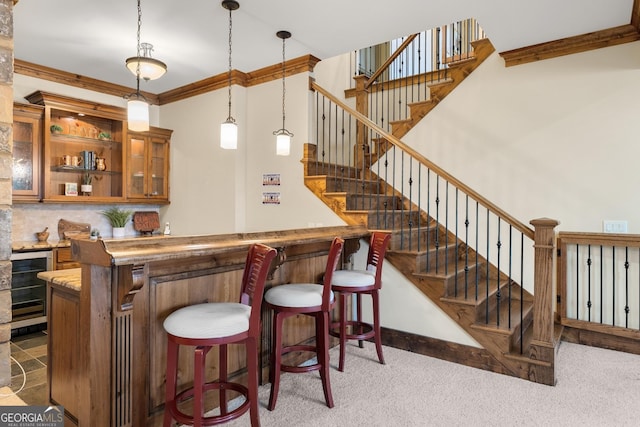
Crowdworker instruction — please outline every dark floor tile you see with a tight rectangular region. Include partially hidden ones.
[14,333,48,350]
[16,382,48,406]
[10,356,44,377]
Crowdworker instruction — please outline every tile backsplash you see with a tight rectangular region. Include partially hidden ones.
[13,204,161,241]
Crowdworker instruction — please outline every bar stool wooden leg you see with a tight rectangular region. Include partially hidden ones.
[164,339,179,427]
[372,289,384,364]
[268,311,284,411]
[338,292,348,372]
[318,311,334,408]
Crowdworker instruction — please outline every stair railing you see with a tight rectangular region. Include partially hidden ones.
[557,232,640,343]
[348,19,485,134]
[310,79,557,356]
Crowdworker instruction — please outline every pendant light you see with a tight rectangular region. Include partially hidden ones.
[220,0,239,150]
[273,30,293,156]
[126,0,151,132]
[126,42,167,81]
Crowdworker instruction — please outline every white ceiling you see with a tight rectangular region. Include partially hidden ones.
[13,0,635,94]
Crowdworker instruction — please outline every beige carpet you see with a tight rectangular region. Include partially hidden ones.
[217,340,640,427]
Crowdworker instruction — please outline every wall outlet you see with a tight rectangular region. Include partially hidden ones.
[603,220,628,233]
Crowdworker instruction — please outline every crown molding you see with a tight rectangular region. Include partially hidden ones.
[500,0,640,68]
[157,55,320,105]
[15,55,320,107]
[14,59,160,105]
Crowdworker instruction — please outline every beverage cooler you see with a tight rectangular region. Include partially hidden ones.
[10,250,52,332]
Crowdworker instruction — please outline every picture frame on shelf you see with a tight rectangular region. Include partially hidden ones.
[64,182,78,196]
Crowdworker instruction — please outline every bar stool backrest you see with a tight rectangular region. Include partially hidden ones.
[322,237,344,311]
[367,232,392,289]
[241,243,278,330]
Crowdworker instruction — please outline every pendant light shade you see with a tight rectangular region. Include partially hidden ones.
[128,95,150,132]
[220,0,240,150]
[126,43,167,81]
[275,131,292,156]
[220,118,238,149]
[273,30,293,156]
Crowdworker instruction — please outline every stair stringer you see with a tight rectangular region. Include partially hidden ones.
[389,38,496,139]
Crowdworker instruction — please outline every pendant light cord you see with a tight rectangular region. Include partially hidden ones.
[281,36,286,130]
[227,6,234,122]
[135,0,142,96]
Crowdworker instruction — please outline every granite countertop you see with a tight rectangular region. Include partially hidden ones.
[37,268,81,292]
[12,240,71,252]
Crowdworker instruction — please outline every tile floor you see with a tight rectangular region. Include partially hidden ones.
[8,331,48,406]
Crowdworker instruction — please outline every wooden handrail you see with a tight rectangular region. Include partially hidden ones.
[558,231,640,248]
[310,78,535,240]
[364,34,419,90]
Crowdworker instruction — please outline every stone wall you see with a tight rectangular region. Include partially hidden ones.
[0,0,13,387]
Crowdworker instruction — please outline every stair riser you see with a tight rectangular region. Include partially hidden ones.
[367,211,421,230]
[346,195,401,211]
[306,163,359,178]
[416,245,467,273]
[325,178,381,193]
[441,263,486,297]
[389,227,444,251]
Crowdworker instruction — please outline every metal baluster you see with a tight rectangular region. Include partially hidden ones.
[496,217,502,327]
[625,247,630,328]
[587,245,592,322]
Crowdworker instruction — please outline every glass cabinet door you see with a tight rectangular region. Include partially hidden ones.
[126,130,170,202]
[149,137,168,199]
[13,104,43,201]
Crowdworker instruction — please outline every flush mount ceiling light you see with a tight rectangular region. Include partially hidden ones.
[126,0,151,132]
[273,30,293,156]
[220,0,240,150]
[126,42,167,81]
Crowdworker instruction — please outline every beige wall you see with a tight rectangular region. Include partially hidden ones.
[159,72,344,236]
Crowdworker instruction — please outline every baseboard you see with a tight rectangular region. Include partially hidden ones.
[380,327,512,376]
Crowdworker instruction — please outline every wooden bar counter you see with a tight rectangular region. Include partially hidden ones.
[40,225,368,427]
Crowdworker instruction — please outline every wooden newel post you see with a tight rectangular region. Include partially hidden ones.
[353,75,369,168]
[529,217,559,385]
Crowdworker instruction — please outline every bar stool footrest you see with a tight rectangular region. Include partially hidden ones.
[168,381,250,426]
[280,344,321,373]
[329,320,374,341]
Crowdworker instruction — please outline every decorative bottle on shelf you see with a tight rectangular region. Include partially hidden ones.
[163,222,171,235]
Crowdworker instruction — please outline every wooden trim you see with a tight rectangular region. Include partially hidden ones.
[500,24,640,67]
[15,60,160,105]
[557,231,640,248]
[15,55,319,107]
[562,323,640,355]
[381,327,511,375]
[158,54,320,105]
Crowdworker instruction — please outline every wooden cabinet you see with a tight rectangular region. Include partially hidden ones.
[126,127,172,203]
[53,247,80,270]
[12,103,44,202]
[23,91,172,204]
[27,91,125,203]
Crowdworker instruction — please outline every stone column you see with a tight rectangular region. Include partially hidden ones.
[0,0,14,388]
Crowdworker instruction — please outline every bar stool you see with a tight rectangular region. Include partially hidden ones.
[264,237,344,410]
[330,231,391,371]
[163,243,277,427]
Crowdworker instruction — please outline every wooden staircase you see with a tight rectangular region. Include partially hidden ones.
[304,157,556,385]
[304,37,559,384]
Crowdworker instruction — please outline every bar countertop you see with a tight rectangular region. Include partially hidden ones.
[38,268,81,292]
[71,225,369,267]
